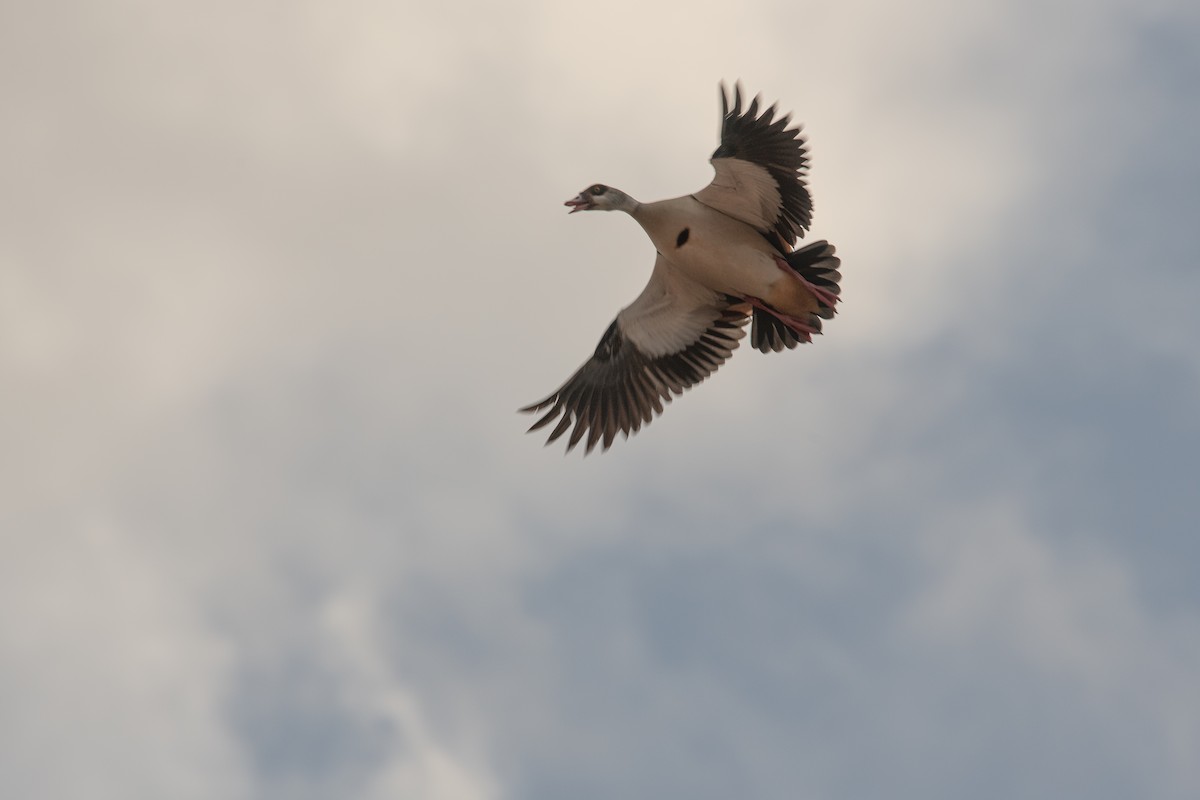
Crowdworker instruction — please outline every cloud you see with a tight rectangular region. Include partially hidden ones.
[2,0,1198,798]
[0,520,251,799]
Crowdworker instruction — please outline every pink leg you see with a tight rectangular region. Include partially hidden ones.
[745,296,817,343]
[773,255,840,308]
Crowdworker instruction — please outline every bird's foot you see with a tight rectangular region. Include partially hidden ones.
[773,255,840,309]
[745,296,818,343]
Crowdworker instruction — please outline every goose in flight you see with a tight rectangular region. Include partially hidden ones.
[522,82,842,453]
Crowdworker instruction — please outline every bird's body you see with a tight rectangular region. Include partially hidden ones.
[642,196,832,327]
[632,197,784,299]
[522,83,843,453]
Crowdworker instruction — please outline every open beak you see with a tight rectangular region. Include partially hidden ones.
[564,193,591,214]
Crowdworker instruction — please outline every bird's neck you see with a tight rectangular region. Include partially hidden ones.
[608,189,640,215]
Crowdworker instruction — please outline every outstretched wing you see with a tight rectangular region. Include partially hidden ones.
[693,81,812,251]
[520,255,749,454]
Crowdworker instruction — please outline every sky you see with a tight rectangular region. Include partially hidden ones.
[2,0,1199,798]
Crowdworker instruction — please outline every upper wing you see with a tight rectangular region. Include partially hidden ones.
[520,255,749,454]
[692,82,812,251]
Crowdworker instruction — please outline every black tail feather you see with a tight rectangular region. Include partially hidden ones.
[751,309,810,352]
[751,240,842,353]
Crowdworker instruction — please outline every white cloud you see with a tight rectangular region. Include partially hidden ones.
[0,520,251,800]
[904,499,1200,794]
[319,592,498,800]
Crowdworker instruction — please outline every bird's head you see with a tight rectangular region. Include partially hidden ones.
[564,184,632,213]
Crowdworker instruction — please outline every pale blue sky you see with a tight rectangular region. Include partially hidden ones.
[2,1,1198,798]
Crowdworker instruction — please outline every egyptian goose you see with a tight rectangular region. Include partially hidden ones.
[522,82,842,453]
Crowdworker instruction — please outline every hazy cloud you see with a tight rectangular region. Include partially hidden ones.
[2,1,1198,798]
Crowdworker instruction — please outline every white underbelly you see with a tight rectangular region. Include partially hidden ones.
[635,195,785,298]
[670,243,779,297]
[668,217,781,297]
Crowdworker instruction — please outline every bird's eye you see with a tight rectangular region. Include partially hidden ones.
[590,185,607,196]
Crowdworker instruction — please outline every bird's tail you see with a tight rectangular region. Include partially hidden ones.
[751,240,841,353]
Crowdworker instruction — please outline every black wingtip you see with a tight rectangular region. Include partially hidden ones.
[521,303,750,455]
[517,396,554,415]
[710,81,814,245]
